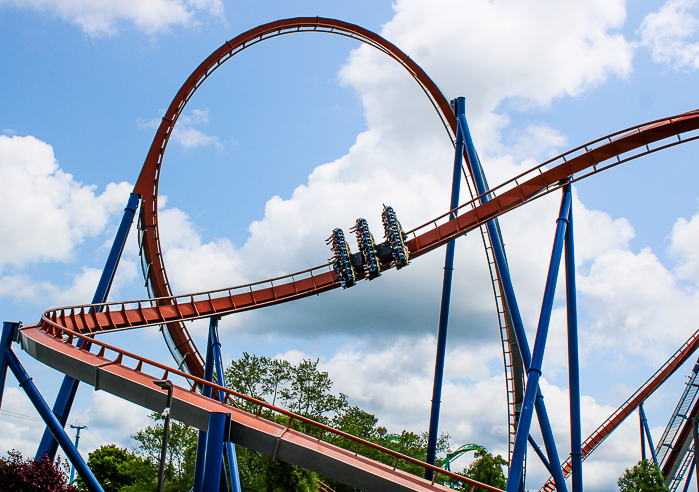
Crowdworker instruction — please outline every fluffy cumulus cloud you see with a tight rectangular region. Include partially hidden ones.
[669,205,699,280]
[341,0,632,148]
[0,135,132,273]
[138,108,223,150]
[0,388,45,458]
[639,0,699,70]
[5,0,697,489]
[0,0,225,36]
[133,1,668,485]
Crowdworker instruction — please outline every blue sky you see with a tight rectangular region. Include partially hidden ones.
[2,0,699,489]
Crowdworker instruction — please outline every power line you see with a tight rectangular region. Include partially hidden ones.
[0,409,42,422]
[86,428,104,448]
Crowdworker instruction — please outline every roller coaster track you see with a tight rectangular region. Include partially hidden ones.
[83,15,529,455]
[40,110,699,342]
[21,16,699,492]
[19,323,499,492]
[539,325,699,492]
[656,357,699,488]
[32,107,699,491]
[132,16,461,383]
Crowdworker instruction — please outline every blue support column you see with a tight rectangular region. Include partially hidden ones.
[565,198,583,492]
[640,408,646,462]
[639,404,658,464]
[425,97,466,479]
[527,435,552,474]
[459,110,567,490]
[203,412,229,492]
[506,187,572,492]
[4,347,103,492]
[193,321,217,492]
[210,319,242,492]
[0,322,19,409]
[37,193,140,461]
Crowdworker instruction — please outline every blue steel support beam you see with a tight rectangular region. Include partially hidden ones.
[458,111,567,489]
[639,403,658,465]
[565,198,583,492]
[203,412,229,492]
[506,187,572,492]
[210,319,242,492]
[527,435,552,475]
[193,320,217,492]
[640,408,646,462]
[0,322,19,409]
[210,322,230,492]
[37,193,140,461]
[5,347,103,492]
[425,96,466,479]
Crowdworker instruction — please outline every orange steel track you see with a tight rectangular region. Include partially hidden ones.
[83,15,530,457]
[539,325,699,492]
[41,110,699,341]
[132,17,462,382]
[20,16,699,492]
[20,324,499,492]
[33,107,699,490]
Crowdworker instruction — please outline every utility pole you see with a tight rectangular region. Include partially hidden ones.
[69,424,87,484]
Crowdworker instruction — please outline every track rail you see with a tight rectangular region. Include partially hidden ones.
[656,357,699,477]
[32,107,699,491]
[20,323,500,492]
[40,110,699,338]
[539,326,699,492]
[25,107,699,491]
[131,17,460,380]
[118,16,699,458]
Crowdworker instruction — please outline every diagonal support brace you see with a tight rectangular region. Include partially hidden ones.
[506,185,572,492]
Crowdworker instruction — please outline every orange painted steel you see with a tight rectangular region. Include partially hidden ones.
[40,109,699,340]
[29,107,699,490]
[538,326,699,492]
[20,14,699,488]
[132,17,459,382]
[115,16,699,461]
[32,107,699,490]
[20,323,501,492]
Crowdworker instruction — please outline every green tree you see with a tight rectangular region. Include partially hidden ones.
[76,445,156,492]
[223,352,455,491]
[263,358,292,407]
[280,358,347,420]
[225,352,271,411]
[617,459,669,492]
[460,449,507,492]
[132,413,198,492]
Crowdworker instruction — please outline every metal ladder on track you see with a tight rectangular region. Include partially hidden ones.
[656,357,699,489]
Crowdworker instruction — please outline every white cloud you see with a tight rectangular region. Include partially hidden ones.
[0,135,132,273]
[340,0,632,150]
[76,391,152,451]
[669,205,699,280]
[158,206,247,294]
[0,259,138,307]
[0,0,225,37]
[3,1,690,488]
[138,108,222,150]
[639,0,699,70]
[0,388,45,458]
